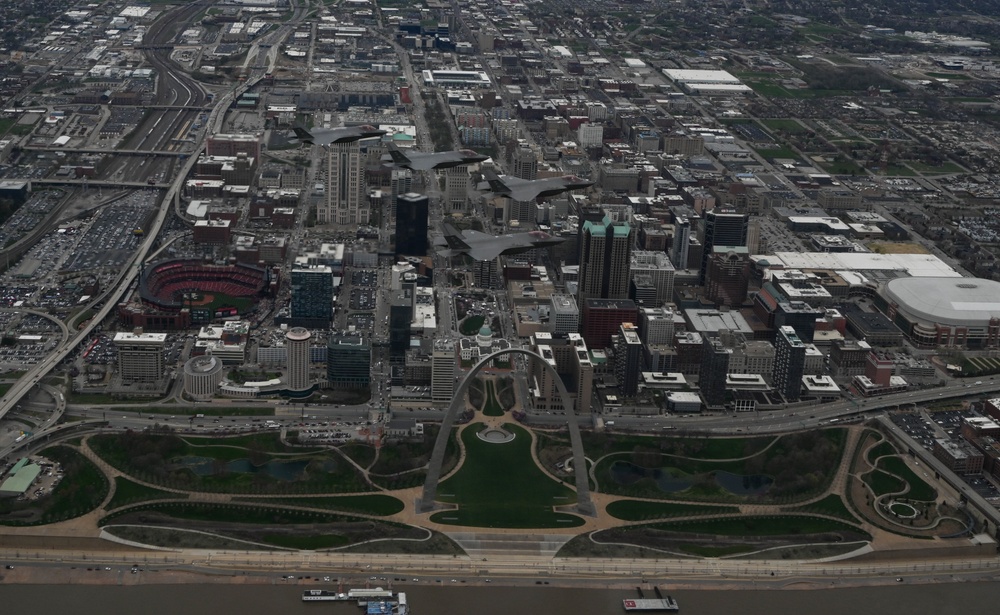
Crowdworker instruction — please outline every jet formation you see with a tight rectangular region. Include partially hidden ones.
[476,169,594,201]
[381,145,489,171]
[436,222,565,261]
[290,124,387,147]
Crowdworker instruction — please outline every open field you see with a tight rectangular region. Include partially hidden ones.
[431,423,584,528]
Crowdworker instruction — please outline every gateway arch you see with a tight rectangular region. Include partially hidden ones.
[417,348,596,517]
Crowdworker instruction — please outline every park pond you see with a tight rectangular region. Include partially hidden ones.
[610,460,773,495]
[175,456,332,481]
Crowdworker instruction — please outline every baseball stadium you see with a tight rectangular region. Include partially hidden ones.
[139,259,273,321]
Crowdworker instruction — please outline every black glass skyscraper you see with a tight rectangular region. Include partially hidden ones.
[395,193,429,257]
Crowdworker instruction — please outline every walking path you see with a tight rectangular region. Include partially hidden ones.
[2,416,983,566]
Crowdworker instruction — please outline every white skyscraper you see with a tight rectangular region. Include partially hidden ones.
[285,327,312,392]
[431,338,456,403]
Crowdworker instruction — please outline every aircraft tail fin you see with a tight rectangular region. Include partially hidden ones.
[482,169,510,193]
[386,145,410,165]
[442,223,470,251]
[292,125,313,143]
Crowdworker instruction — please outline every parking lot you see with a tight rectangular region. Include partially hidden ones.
[0,190,62,249]
[347,313,374,332]
[61,198,156,272]
[0,313,62,370]
[349,288,376,311]
[890,409,1000,503]
[350,270,377,287]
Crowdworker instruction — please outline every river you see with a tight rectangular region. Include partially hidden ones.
[2,581,998,615]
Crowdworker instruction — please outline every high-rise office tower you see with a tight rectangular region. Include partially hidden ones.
[638,306,676,346]
[431,338,456,403]
[511,144,537,180]
[576,205,607,266]
[443,164,470,213]
[614,323,643,397]
[114,330,167,383]
[629,251,676,306]
[671,216,691,270]
[291,266,333,327]
[389,290,413,360]
[389,169,413,219]
[699,335,731,408]
[550,294,580,334]
[578,215,633,302]
[580,298,639,350]
[395,193,429,257]
[529,332,593,413]
[746,217,761,254]
[321,141,367,225]
[774,325,806,402]
[705,246,750,307]
[473,258,501,289]
[700,209,748,284]
[326,334,371,390]
[285,327,312,392]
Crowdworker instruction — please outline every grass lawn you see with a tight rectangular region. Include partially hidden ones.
[594,429,844,503]
[38,446,109,522]
[8,122,34,136]
[819,159,865,175]
[926,72,971,80]
[67,391,164,405]
[803,22,848,36]
[648,515,867,537]
[748,80,853,99]
[605,499,738,521]
[783,494,858,522]
[867,441,896,465]
[753,145,800,160]
[89,432,365,494]
[906,161,964,174]
[864,469,906,497]
[746,81,792,98]
[761,119,809,134]
[878,457,937,501]
[679,544,757,557]
[0,383,10,398]
[261,533,348,549]
[100,502,361,526]
[459,315,485,336]
[106,477,186,510]
[483,380,504,417]
[340,442,377,468]
[881,164,920,177]
[430,423,584,528]
[233,494,404,516]
[582,431,775,460]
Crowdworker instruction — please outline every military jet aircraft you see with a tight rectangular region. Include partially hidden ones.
[381,144,489,171]
[476,169,594,201]
[290,124,387,147]
[436,222,565,261]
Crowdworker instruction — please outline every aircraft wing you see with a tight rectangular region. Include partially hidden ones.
[461,229,492,242]
[463,243,504,261]
[307,128,337,147]
[459,229,505,261]
[503,184,540,201]
[401,155,439,171]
